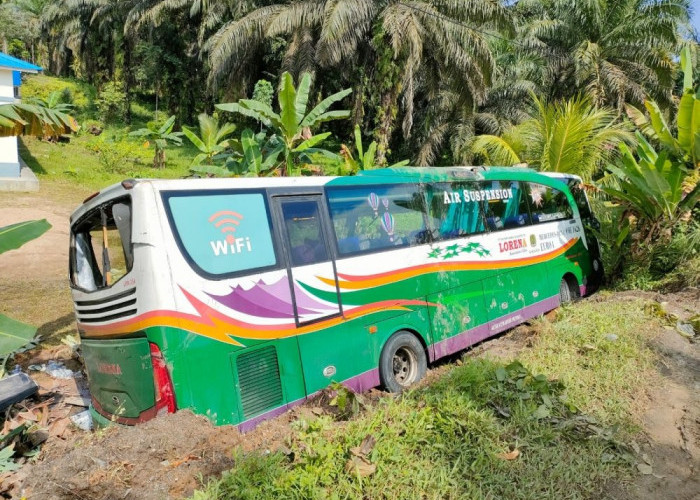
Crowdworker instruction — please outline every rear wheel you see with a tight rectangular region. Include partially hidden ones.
[379,331,427,393]
[559,277,576,304]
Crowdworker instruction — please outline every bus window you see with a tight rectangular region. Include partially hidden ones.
[165,192,277,276]
[565,179,593,220]
[71,198,132,291]
[280,200,329,266]
[481,181,531,231]
[328,185,427,255]
[527,183,573,223]
[427,182,486,240]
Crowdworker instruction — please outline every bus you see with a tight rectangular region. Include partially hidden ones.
[69,167,603,430]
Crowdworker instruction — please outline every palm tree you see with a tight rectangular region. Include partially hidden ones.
[470,94,634,181]
[413,36,540,166]
[516,0,690,110]
[205,0,514,164]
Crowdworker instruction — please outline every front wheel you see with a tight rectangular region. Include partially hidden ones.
[379,331,427,393]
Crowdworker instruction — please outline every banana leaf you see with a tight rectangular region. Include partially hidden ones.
[0,220,51,255]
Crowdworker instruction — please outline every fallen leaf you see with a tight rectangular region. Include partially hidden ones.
[49,418,70,439]
[63,396,90,407]
[350,435,376,459]
[16,411,38,423]
[345,455,376,477]
[497,449,520,460]
[637,463,653,475]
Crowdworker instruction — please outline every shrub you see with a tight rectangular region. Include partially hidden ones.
[20,74,94,111]
[85,135,149,174]
[95,81,127,123]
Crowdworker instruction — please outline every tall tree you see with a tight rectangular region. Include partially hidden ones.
[516,0,690,110]
[205,0,513,165]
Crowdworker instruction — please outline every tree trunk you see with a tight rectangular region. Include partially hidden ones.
[123,39,133,123]
[374,88,399,167]
[153,148,166,169]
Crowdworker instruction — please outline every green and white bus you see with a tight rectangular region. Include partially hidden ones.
[69,167,602,429]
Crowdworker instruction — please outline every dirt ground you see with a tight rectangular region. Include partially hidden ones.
[1,186,698,499]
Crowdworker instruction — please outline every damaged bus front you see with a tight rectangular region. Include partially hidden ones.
[70,181,176,425]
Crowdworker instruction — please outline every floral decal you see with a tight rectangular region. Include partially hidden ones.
[427,242,490,260]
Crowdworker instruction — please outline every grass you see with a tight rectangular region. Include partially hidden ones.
[518,297,658,428]
[19,131,196,191]
[18,73,199,190]
[192,297,659,500]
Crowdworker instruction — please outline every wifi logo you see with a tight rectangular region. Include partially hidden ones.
[208,210,244,244]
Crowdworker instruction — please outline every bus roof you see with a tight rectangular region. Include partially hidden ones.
[71,166,569,222]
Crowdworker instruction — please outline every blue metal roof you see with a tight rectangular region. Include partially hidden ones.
[0,52,41,72]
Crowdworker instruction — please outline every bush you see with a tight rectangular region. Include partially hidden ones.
[20,74,95,111]
[85,135,149,175]
[95,81,127,123]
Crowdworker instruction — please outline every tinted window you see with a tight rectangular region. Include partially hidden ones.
[527,183,573,223]
[481,180,531,230]
[328,185,428,255]
[71,198,132,291]
[281,200,329,266]
[427,181,488,239]
[166,192,277,275]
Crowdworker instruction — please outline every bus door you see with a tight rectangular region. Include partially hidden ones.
[271,195,347,394]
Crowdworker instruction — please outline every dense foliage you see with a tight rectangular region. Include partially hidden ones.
[1,0,695,166]
[3,0,699,287]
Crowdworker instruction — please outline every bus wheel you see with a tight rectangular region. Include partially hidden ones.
[379,331,427,393]
[559,277,576,304]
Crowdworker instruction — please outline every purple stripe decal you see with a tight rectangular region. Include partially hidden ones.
[237,368,380,433]
[341,368,381,393]
[429,295,559,361]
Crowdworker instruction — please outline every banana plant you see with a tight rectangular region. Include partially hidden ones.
[600,133,699,244]
[0,102,78,138]
[217,71,351,176]
[191,129,284,177]
[129,115,183,168]
[624,46,700,169]
[182,113,237,166]
[341,125,409,174]
[26,90,75,114]
[236,129,284,176]
[0,220,51,357]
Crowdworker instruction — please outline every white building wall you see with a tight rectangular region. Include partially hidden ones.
[0,69,13,100]
[0,69,20,177]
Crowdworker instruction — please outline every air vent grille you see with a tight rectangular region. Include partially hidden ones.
[75,288,137,323]
[236,346,283,420]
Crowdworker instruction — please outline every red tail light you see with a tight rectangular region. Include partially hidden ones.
[149,342,176,414]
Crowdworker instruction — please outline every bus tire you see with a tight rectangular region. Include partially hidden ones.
[559,277,577,305]
[379,331,427,393]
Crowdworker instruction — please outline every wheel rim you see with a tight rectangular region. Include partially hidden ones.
[392,346,418,387]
